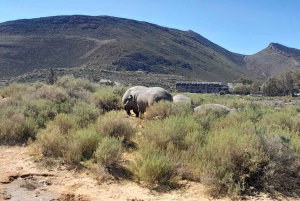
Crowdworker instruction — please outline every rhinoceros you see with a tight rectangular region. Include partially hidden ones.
[122,86,148,117]
[137,87,173,117]
[124,87,173,118]
[194,104,233,114]
[173,94,192,105]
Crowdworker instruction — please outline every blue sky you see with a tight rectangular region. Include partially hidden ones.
[0,0,299,55]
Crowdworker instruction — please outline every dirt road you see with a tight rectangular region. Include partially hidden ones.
[0,145,226,201]
[0,145,294,201]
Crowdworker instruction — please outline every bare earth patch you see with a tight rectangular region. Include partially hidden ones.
[0,145,296,201]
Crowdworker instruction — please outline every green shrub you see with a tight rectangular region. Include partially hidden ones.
[55,76,98,93]
[194,105,230,131]
[144,101,193,120]
[92,88,122,113]
[197,127,266,197]
[141,115,202,151]
[131,146,177,186]
[96,110,136,141]
[54,76,98,102]
[94,137,123,167]
[73,128,102,159]
[71,101,100,128]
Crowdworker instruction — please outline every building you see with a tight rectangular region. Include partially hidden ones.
[175,81,229,93]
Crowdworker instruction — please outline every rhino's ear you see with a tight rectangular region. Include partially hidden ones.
[125,95,133,103]
[129,95,133,101]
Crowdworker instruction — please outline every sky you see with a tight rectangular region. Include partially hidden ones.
[0,0,299,55]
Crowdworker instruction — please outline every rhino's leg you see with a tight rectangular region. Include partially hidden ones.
[133,108,139,117]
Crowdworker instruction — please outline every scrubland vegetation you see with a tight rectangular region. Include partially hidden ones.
[1,76,300,198]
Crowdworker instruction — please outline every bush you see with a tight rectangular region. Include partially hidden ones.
[96,111,136,141]
[52,113,76,134]
[134,150,176,186]
[33,85,69,103]
[194,105,230,131]
[197,127,266,197]
[92,88,122,113]
[94,137,123,167]
[34,122,69,158]
[144,101,193,120]
[140,115,202,151]
[71,101,100,128]
[55,76,98,102]
[73,128,102,159]
[0,83,33,98]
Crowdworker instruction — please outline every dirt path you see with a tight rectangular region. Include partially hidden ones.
[0,145,296,201]
[0,145,230,201]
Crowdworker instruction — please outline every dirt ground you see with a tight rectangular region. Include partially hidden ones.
[1,145,297,201]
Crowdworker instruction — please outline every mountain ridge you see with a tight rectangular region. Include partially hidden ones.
[0,15,299,82]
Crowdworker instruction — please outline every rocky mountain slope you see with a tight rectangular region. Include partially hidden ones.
[244,43,300,77]
[0,15,300,83]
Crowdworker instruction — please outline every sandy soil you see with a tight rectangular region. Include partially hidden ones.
[1,145,297,201]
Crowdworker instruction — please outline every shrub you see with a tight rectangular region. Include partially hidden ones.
[71,101,100,128]
[144,101,193,120]
[258,132,300,193]
[73,128,102,159]
[0,83,33,98]
[197,127,266,197]
[129,142,178,186]
[94,137,123,167]
[0,104,38,144]
[194,105,230,131]
[55,76,98,93]
[55,76,98,103]
[92,88,122,113]
[33,85,69,103]
[140,115,202,151]
[96,110,136,141]
[52,113,76,134]
[34,123,69,158]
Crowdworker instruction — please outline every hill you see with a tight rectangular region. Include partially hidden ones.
[0,15,300,83]
[245,43,300,77]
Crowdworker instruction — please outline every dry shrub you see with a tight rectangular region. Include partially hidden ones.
[34,85,69,103]
[52,113,76,134]
[0,83,33,98]
[0,113,37,144]
[55,76,98,93]
[259,133,300,194]
[34,120,102,164]
[35,123,69,157]
[54,76,98,102]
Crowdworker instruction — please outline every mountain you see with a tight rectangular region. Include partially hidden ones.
[0,15,299,82]
[245,43,300,77]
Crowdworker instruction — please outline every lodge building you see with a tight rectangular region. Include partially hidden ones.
[175,81,229,93]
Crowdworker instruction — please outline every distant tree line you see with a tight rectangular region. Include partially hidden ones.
[262,70,300,96]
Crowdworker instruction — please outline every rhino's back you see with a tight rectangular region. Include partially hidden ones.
[173,94,191,104]
[122,86,148,104]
